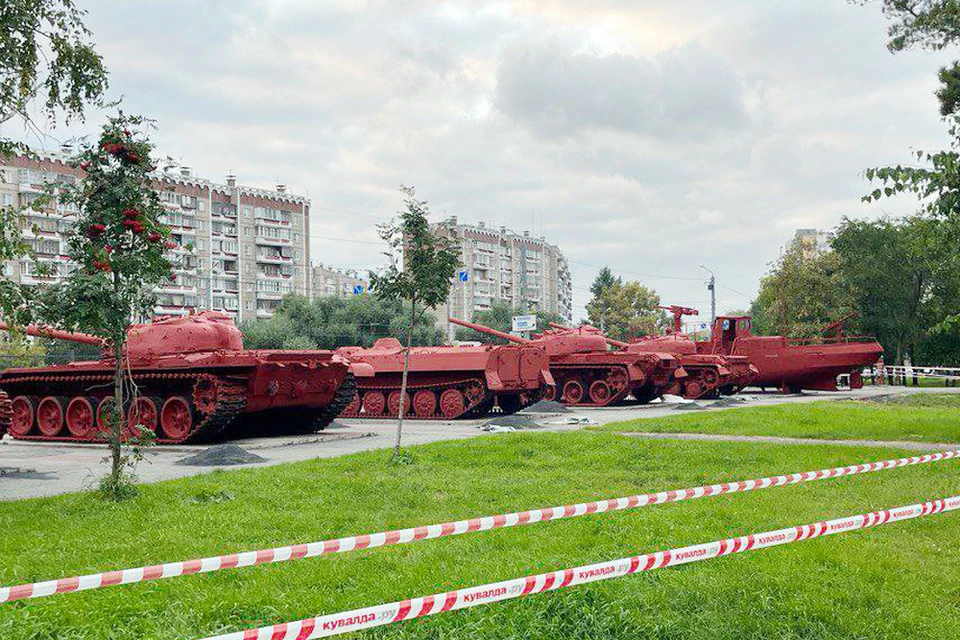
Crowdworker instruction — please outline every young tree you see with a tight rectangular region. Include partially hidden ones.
[370,186,461,459]
[586,280,666,342]
[37,115,173,499]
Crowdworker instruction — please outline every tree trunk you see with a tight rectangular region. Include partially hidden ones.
[394,297,416,459]
[110,269,125,484]
[111,340,123,483]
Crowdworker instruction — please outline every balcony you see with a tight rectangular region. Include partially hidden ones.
[256,308,275,318]
[256,253,291,264]
[255,235,290,247]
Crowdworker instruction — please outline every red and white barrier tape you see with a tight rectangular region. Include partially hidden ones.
[200,495,960,640]
[2,450,957,604]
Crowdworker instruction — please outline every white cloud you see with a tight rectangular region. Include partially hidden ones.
[6,0,956,318]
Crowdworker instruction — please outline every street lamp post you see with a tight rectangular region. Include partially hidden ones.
[699,265,716,327]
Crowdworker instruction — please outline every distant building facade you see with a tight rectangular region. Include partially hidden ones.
[431,217,572,336]
[790,228,833,259]
[1,151,311,321]
[311,264,368,299]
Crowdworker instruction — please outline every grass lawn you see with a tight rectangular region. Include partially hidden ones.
[594,396,960,444]
[1,429,959,639]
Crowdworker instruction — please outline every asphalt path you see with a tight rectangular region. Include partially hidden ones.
[1,385,953,501]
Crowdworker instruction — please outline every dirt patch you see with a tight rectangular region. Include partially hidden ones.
[674,402,707,411]
[176,444,267,467]
[483,414,543,430]
[710,396,748,408]
[521,400,570,414]
[0,466,54,480]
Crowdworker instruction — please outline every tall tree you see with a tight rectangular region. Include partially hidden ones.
[586,280,666,342]
[0,0,109,324]
[37,115,173,499]
[589,266,621,297]
[370,186,460,460]
[751,244,857,338]
[832,215,960,364]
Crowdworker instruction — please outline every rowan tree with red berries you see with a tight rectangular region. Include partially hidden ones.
[38,114,174,499]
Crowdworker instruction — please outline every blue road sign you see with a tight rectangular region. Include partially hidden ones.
[353,284,364,295]
[457,270,469,282]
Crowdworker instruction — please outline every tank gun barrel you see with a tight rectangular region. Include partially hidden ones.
[448,317,531,344]
[0,321,107,346]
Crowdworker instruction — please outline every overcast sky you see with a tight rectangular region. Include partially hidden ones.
[5,0,956,320]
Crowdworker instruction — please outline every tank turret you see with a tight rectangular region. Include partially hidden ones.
[450,317,683,406]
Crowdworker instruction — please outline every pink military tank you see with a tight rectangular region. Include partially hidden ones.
[449,317,684,406]
[573,306,758,400]
[335,338,553,419]
[0,311,365,444]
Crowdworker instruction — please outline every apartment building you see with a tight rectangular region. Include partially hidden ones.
[311,264,369,299]
[431,218,572,336]
[790,228,833,260]
[1,151,311,321]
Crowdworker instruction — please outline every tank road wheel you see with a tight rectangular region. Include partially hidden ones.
[413,390,437,418]
[127,397,160,439]
[10,396,38,437]
[66,397,97,439]
[589,380,613,406]
[343,392,361,417]
[607,368,628,394]
[192,377,220,416]
[702,369,719,386]
[160,397,194,441]
[96,398,123,436]
[387,391,412,418]
[543,384,556,401]
[562,380,585,405]
[362,391,386,417]
[684,381,704,399]
[37,396,67,437]
[439,388,466,418]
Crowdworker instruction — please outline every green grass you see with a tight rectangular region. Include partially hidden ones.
[1,431,960,639]
[594,397,960,443]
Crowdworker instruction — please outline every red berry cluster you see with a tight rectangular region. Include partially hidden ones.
[86,223,106,238]
[100,136,141,165]
[92,260,112,272]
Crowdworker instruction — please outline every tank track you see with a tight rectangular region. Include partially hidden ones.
[263,372,357,436]
[548,364,635,407]
[341,376,494,420]
[0,371,247,445]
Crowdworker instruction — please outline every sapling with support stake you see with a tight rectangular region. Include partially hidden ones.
[369,186,461,460]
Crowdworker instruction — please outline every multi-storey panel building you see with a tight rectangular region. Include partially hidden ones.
[431,218,572,336]
[311,264,368,299]
[789,228,833,260]
[1,152,310,321]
